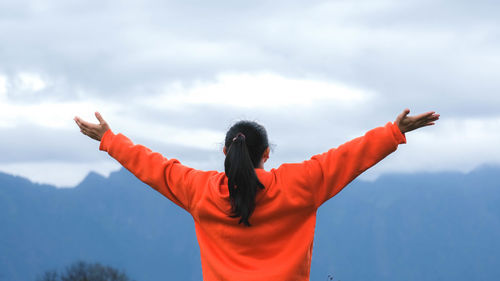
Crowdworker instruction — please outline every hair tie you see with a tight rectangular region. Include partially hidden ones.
[232,132,246,142]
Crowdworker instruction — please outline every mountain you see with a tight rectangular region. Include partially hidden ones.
[1,166,499,281]
[0,169,200,281]
[312,166,500,281]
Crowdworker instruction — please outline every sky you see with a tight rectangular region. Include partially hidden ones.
[0,0,499,187]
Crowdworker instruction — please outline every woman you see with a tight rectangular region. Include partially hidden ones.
[74,109,439,281]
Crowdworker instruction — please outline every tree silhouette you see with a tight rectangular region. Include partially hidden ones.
[38,270,58,281]
[36,261,134,281]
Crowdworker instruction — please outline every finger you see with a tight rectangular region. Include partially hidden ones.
[396,108,410,123]
[75,118,87,130]
[419,116,438,126]
[75,117,85,127]
[428,114,440,121]
[400,108,410,119]
[413,111,436,121]
[76,118,98,130]
[95,112,106,125]
[421,114,440,123]
[75,117,96,131]
[76,121,91,131]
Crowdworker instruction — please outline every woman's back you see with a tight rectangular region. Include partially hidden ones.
[192,169,318,280]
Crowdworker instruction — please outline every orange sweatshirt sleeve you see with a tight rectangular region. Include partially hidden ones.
[99,129,200,212]
[276,122,406,208]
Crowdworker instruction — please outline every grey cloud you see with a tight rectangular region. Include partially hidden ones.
[359,0,500,28]
[3,0,500,186]
[0,125,102,163]
[119,101,386,158]
[0,0,498,117]
[0,124,215,165]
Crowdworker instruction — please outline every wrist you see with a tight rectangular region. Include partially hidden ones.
[398,125,406,134]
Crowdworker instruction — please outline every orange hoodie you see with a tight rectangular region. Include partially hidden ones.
[99,122,406,281]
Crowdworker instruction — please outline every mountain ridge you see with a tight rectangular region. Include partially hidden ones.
[1,165,499,280]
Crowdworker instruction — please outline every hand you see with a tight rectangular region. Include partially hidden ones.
[74,112,110,141]
[395,108,440,134]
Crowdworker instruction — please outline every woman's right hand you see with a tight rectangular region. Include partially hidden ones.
[74,112,110,141]
[395,108,440,134]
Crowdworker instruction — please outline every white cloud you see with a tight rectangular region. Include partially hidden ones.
[17,72,47,92]
[117,118,224,151]
[144,72,372,109]
[0,98,119,129]
[361,116,500,180]
[0,74,7,100]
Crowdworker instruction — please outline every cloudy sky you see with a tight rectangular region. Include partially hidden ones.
[1,0,499,187]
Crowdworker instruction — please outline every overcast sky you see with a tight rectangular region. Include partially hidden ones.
[1,0,499,187]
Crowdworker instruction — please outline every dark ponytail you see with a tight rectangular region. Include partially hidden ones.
[224,121,269,227]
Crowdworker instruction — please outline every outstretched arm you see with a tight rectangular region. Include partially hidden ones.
[73,112,203,212]
[278,108,439,208]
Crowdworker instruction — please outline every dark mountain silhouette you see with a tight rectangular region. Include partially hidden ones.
[1,165,499,281]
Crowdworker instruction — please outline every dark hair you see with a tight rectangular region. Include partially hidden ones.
[224,120,269,226]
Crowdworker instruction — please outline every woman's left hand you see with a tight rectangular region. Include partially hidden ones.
[395,108,440,134]
[74,112,110,141]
